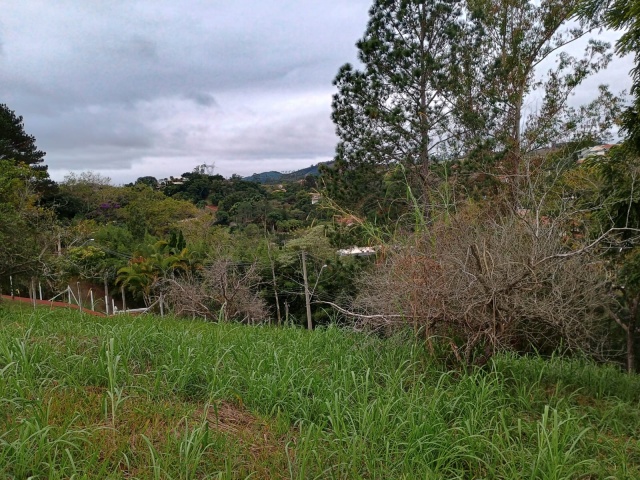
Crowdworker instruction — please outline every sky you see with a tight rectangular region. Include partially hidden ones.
[0,1,634,185]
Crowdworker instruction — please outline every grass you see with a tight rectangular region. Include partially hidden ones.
[0,302,639,479]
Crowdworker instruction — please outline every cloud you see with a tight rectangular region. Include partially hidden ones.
[31,105,153,151]
[0,0,374,182]
[42,89,336,183]
[0,1,371,108]
[1,0,635,184]
[184,92,218,107]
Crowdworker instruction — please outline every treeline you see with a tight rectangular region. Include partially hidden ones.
[0,104,366,331]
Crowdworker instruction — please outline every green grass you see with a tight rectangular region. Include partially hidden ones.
[0,302,639,479]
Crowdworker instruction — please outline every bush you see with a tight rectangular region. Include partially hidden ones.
[353,210,613,366]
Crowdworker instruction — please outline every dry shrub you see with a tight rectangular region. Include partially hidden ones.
[353,212,613,366]
[159,260,268,323]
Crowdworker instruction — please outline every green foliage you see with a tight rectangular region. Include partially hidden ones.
[116,240,201,305]
[324,0,615,225]
[52,172,120,221]
[325,0,466,219]
[0,103,46,168]
[577,0,640,153]
[49,175,199,245]
[593,147,640,233]
[0,160,54,281]
[459,0,616,184]
[133,176,159,189]
[586,149,640,371]
[163,172,267,208]
[122,188,197,238]
[278,225,334,266]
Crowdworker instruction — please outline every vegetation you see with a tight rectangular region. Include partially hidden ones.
[315,0,635,372]
[577,0,640,153]
[0,304,638,479]
[1,0,640,475]
[1,0,639,372]
[0,103,46,168]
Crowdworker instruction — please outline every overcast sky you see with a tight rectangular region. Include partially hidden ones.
[0,1,634,184]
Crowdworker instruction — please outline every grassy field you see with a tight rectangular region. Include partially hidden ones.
[0,302,639,479]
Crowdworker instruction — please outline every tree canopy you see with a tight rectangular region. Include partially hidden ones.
[0,103,46,168]
[576,0,640,154]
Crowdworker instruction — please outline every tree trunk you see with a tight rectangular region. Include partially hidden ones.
[418,7,430,182]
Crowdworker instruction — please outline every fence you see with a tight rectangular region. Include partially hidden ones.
[1,275,168,317]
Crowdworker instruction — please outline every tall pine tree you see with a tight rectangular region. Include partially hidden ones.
[323,0,466,218]
[0,103,46,169]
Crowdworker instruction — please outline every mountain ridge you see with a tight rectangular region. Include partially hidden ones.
[244,161,333,184]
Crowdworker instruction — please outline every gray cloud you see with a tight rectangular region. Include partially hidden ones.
[185,92,218,107]
[113,35,159,62]
[30,105,152,151]
[0,0,375,183]
[211,109,337,161]
[0,1,635,184]
[1,1,370,108]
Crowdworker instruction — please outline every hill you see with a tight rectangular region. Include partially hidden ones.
[0,302,639,478]
[244,161,333,184]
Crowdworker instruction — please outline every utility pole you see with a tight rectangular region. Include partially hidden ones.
[104,275,110,315]
[302,251,312,330]
[77,281,82,312]
[267,240,281,326]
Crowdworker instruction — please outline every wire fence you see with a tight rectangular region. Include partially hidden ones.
[0,275,158,317]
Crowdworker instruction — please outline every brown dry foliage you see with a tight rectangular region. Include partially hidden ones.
[353,212,614,366]
[159,259,268,323]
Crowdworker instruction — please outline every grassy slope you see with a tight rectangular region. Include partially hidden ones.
[0,303,639,479]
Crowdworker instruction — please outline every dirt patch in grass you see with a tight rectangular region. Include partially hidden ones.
[204,401,296,478]
[35,386,295,478]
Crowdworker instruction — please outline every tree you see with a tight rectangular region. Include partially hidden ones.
[158,259,267,323]
[324,0,466,216]
[0,104,46,168]
[579,149,640,372]
[349,147,620,367]
[576,0,640,154]
[462,0,613,176]
[0,160,54,287]
[116,240,199,306]
[134,176,159,189]
[54,172,117,220]
[608,247,640,373]
[324,0,615,219]
[121,190,197,238]
[352,209,613,366]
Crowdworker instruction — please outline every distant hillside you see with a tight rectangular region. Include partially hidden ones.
[245,161,333,184]
[243,171,283,183]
